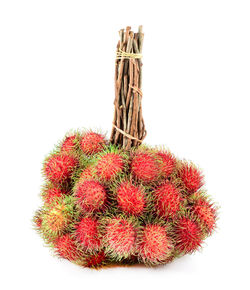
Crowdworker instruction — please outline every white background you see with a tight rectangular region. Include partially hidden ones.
[1,1,249,289]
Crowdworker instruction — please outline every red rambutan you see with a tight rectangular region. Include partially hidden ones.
[96,152,124,181]
[80,132,105,155]
[75,180,106,212]
[192,200,216,234]
[104,217,137,259]
[138,224,173,266]
[175,217,203,253]
[80,166,96,181]
[75,217,101,251]
[157,152,176,177]
[84,251,106,268]
[154,181,182,219]
[131,151,160,183]
[44,153,78,184]
[117,181,145,216]
[55,234,81,261]
[43,186,65,205]
[179,163,203,194]
[61,135,78,152]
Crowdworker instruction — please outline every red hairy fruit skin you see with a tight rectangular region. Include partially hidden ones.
[175,217,203,254]
[42,202,72,237]
[138,224,173,266]
[117,182,145,216]
[80,166,96,181]
[80,132,105,155]
[75,217,101,251]
[96,153,124,181]
[55,234,81,261]
[44,153,78,184]
[104,217,137,258]
[61,135,77,152]
[179,164,204,194]
[75,180,106,212]
[154,181,182,219]
[85,251,106,268]
[157,152,176,177]
[192,200,216,234]
[43,186,65,205]
[131,151,160,183]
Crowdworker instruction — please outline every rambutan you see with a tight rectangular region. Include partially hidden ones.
[154,181,182,219]
[41,197,75,237]
[74,180,106,212]
[61,135,78,152]
[131,151,160,183]
[55,234,81,261]
[117,181,145,216]
[80,132,105,155]
[179,163,204,194]
[96,152,124,181]
[80,166,96,181]
[103,217,137,259]
[75,217,101,251]
[42,185,65,205]
[138,224,173,266]
[175,217,203,254]
[44,153,78,184]
[192,200,216,234]
[84,251,106,268]
[157,151,176,177]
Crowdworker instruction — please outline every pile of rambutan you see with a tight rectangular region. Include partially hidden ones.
[33,130,218,268]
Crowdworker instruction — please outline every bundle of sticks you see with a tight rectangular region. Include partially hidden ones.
[110,26,146,150]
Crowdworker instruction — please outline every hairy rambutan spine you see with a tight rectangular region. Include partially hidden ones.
[80,132,106,155]
[157,151,176,178]
[191,198,217,235]
[174,217,203,254]
[137,223,174,266]
[79,166,96,181]
[96,151,125,181]
[42,184,66,205]
[101,216,139,260]
[41,196,77,239]
[84,251,106,268]
[61,135,78,152]
[44,153,78,184]
[179,163,204,194]
[154,181,182,219]
[131,150,161,183]
[54,234,82,261]
[33,209,43,229]
[116,181,146,216]
[75,216,101,251]
[74,180,107,213]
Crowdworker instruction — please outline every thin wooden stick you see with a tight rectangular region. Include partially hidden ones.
[110,26,145,149]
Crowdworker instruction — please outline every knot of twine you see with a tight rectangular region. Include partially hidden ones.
[112,124,147,143]
[116,49,142,59]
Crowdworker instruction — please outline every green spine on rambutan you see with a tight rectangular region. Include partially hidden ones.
[40,196,79,241]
